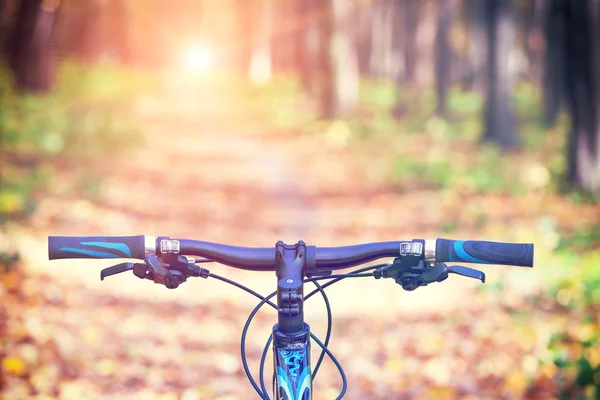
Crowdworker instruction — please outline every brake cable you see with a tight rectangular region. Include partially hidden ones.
[206,264,385,399]
[239,291,349,400]
[258,280,331,397]
[231,266,381,399]
[207,265,380,400]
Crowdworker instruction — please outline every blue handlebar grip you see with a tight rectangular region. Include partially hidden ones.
[435,239,533,267]
[48,235,147,260]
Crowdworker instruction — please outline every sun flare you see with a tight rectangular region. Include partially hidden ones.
[182,45,213,72]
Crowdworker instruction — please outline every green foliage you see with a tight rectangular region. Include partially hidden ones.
[549,332,600,398]
[542,245,600,398]
[447,88,483,115]
[556,224,600,253]
[0,62,150,221]
[0,252,20,272]
[391,142,528,194]
[358,79,399,110]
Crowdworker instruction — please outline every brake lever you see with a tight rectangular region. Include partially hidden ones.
[101,262,136,280]
[99,256,179,288]
[393,262,485,291]
[448,265,485,283]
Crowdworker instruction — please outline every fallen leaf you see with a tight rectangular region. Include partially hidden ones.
[2,356,28,376]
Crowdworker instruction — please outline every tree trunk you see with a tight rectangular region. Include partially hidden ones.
[236,0,255,74]
[329,0,359,117]
[249,0,273,85]
[403,0,418,82]
[295,0,313,92]
[0,0,7,36]
[466,0,486,92]
[482,0,518,149]
[111,0,130,64]
[271,1,292,73]
[435,0,454,116]
[79,0,104,62]
[356,1,372,76]
[319,0,359,118]
[369,0,394,79]
[542,0,565,127]
[392,0,419,116]
[524,0,546,85]
[369,0,384,78]
[563,0,600,191]
[8,0,57,92]
[304,0,323,94]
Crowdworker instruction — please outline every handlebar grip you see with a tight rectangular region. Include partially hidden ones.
[435,239,533,267]
[48,235,147,260]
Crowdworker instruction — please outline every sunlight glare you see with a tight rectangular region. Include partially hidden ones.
[183,45,213,73]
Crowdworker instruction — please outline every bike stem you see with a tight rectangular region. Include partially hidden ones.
[273,241,314,399]
[275,240,307,333]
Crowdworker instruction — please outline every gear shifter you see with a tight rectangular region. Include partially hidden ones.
[100,254,210,289]
[374,257,486,291]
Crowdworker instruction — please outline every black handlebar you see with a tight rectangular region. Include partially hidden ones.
[171,240,404,271]
[48,235,534,269]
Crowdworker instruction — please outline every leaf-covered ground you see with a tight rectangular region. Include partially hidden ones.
[1,75,599,399]
[1,266,575,400]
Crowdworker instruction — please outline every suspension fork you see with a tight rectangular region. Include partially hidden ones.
[272,241,312,399]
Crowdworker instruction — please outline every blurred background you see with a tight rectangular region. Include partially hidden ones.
[1,0,599,399]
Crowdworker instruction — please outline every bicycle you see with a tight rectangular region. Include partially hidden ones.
[48,235,534,399]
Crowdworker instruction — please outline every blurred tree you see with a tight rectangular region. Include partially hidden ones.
[235,0,254,74]
[270,0,308,75]
[435,0,456,116]
[465,0,486,92]
[79,0,103,61]
[0,0,7,43]
[392,0,420,118]
[482,0,518,149]
[108,0,130,63]
[542,0,565,128]
[356,0,372,76]
[399,0,418,83]
[292,0,313,92]
[317,0,333,115]
[303,0,322,93]
[271,0,289,72]
[7,0,58,92]
[562,0,600,191]
[522,0,546,85]
[249,0,273,85]
[369,0,394,79]
[320,0,359,118]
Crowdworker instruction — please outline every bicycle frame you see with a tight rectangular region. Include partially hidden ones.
[272,323,312,399]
